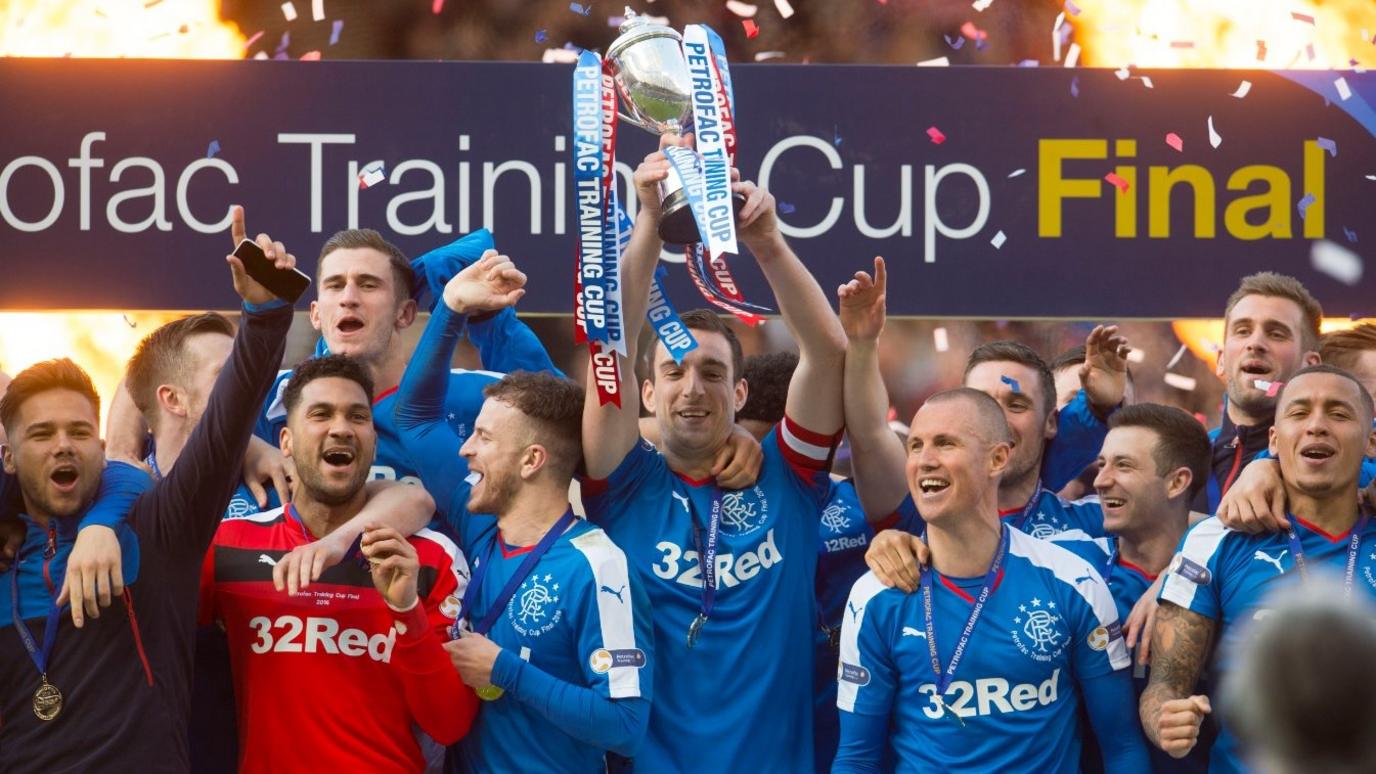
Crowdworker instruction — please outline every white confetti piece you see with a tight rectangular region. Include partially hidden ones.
[1311,240,1365,285]
[543,48,580,63]
[358,162,386,189]
[1052,12,1065,61]
[1208,115,1222,148]
[754,50,786,61]
[990,230,1007,249]
[1165,344,1188,370]
[281,1,297,21]
[1230,80,1252,98]
[1115,66,1131,80]
[1140,76,1154,89]
[725,1,758,17]
[774,0,795,19]
[252,51,269,60]
[1164,373,1198,392]
[1336,76,1352,101]
[312,0,324,21]
[934,327,950,352]
[1126,348,1145,364]
[1008,168,1026,178]
[972,0,994,10]
[1065,43,1081,68]
[918,57,951,67]
[1367,174,1376,181]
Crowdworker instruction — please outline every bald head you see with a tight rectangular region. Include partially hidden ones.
[921,388,1013,446]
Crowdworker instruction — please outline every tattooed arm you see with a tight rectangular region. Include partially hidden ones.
[1138,601,1216,758]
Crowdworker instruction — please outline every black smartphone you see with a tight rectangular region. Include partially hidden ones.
[232,239,312,303]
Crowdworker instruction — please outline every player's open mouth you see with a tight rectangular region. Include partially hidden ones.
[677,409,709,420]
[50,465,79,492]
[917,478,950,494]
[1298,444,1335,463]
[1101,496,1127,509]
[321,448,356,469]
[336,316,365,334]
[1240,361,1271,377]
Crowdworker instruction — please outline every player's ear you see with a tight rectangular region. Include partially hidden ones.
[523,444,548,480]
[641,376,657,412]
[989,441,1011,477]
[395,298,418,329]
[1165,466,1193,500]
[1,443,14,475]
[157,384,185,418]
[734,377,748,413]
[279,426,294,460]
[308,300,323,333]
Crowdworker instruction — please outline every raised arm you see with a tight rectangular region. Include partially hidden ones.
[1139,601,1216,758]
[104,378,149,464]
[838,257,908,520]
[582,138,684,480]
[735,179,847,436]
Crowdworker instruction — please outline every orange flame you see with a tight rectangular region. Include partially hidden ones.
[1069,0,1376,69]
[0,0,246,59]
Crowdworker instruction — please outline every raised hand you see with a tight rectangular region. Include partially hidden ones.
[361,524,420,612]
[733,177,780,248]
[1080,324,1131,414]
[225,205,297,305]
[442,249,527,316]
[1154,695,1211,759]
[838,257,888,342]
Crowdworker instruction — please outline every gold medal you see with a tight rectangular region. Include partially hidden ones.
[476,684,504,701]
[33,677,62,721]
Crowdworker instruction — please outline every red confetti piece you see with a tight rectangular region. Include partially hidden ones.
[960,21,988,41]
[1290,11,1314,24]
[432,0,444,13]
[244,30,264,49]
[743,19,759,38]
[1104,172,1130,193]
[1256,40,1267,61]
[926,126,946,144]
[1165,132,1183,152]
[300,50,321,60]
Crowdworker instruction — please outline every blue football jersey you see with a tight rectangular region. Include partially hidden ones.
[452,516,653,774]
[1001,489,1106,540]
[838,528,1131,773]
[1160,514,1376,774]
[1050,534,1155,621]
[581,417,838,773]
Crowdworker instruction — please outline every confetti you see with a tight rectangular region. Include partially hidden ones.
[774,0,795,19]
[960,21,988,41]
[252,51,269,60]
[535,29,547,42]
[358,162,386,189]
[569,2,590,15]
[1114,66,1131,80]
[1064,0,1080,14]
[1297,192,1316,219]
[1336,77,1352,101]
[934,327,950,352]
[1290,11,1315,25]
[972,0,994,10]
[1207,116,1222,148]
[1367,175,1376,181]
[206,139,221,158]
[990,230,1007,249]
[123,314,137,328]
[1230,80,1252,98]
[245,30,264,49]
[312,0,324,21]
[1316,137,1337,157]
[778,202,796,214]
[1139,76,1154,89]
[726,1,758,17]
[281,2,297,22]
[945,34,966,50]
[754,50,786,61]
[1344,227,1357,243]
[1008,169,1026,178]
[1256,40,1267,61]
[833,126,843,146]
[1019,59,1041,67]
[275,31,291,54]
[300,50,321,60]
[1104,172,1130,193]
[926,126,947,144]
[329,19,343,45]
[1070,76,1080,97]
[1052,12,1067,61]
[1065,43,1080,67]
[918,56,951,66]
[1170,41,1194,49]
[1305,43,1315,62]
[1125,348,1145,364]
[1000,375,1022,393]
[1164,373,1198,392]
[543,48,580,63]
[1311,240,1364,285]
[1253,379,1283,397]
[433,0,444,12]
[1165,132,1183,152]
[742,19,760,38]
[1165,344,1188,369]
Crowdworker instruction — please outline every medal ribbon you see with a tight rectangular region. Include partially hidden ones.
[456,511,577,637]
[920,524,1009,719]
[648,265,699,365]
[684,487,723,647]
[10,564,62,682]
[1006,479,1045,533]
[1285,511,1369,599]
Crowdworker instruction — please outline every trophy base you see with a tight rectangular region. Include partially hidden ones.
[658,191,748,246]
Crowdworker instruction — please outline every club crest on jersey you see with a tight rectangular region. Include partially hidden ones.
[720,486,768,537]
[508,574,564,637]
[1010,598,1067,662]
[1026,512,1069,540]
[820,503,852,535]
[588,648,647,674]
[224,495,258,520]
[1167,553,1212,585]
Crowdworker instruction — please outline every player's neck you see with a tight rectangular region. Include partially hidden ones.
[367,349,408,397]
[496,485,571,547]
[292,489,367,540]
[927,510,1003,578]
[1116,512,1186,576]
[152,421,192,478]
[1288,486,1360,536]
[997,466,1041,512]
[663,446,718,483]
[1224,399,1270,429]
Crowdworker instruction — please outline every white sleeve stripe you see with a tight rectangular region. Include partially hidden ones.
[264,369,293,422]
[1007,530,1131,670]
[837,572,888,713]
[781,420,832,462]
[570,529,641,699]
[415,527,472,601]
[240,505,288,524]
[1161,517,1231,611]
[450,367,506,380]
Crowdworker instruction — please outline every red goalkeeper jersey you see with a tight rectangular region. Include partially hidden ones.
[199,504,477,772]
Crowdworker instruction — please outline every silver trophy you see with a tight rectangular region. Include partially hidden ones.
[605,8,744,245]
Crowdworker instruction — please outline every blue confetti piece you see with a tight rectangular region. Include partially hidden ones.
[329,19,343,45]
[1070,75,1079,97]
[779,202,796,215]
[1297,192,1316,220]
[1316,136,1337,157]
[275,31,290,54]
[206,139,221,159]
[833,126,843,147]
[1018,59,1040,67]
[943,34,965,50]
[535,29,547,43]
[1344,226,1358,243]
[1000,375,1022,393]
[975,38,988,51]
[569,2,590,15]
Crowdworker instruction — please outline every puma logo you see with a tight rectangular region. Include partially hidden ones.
[599,584,626,603]
[1253,549,1288,575]
[1073,575,1095,586]
[258,554,278,567]
[901,626,927,639]
[848,601,862,622]
[671,492,691,513]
